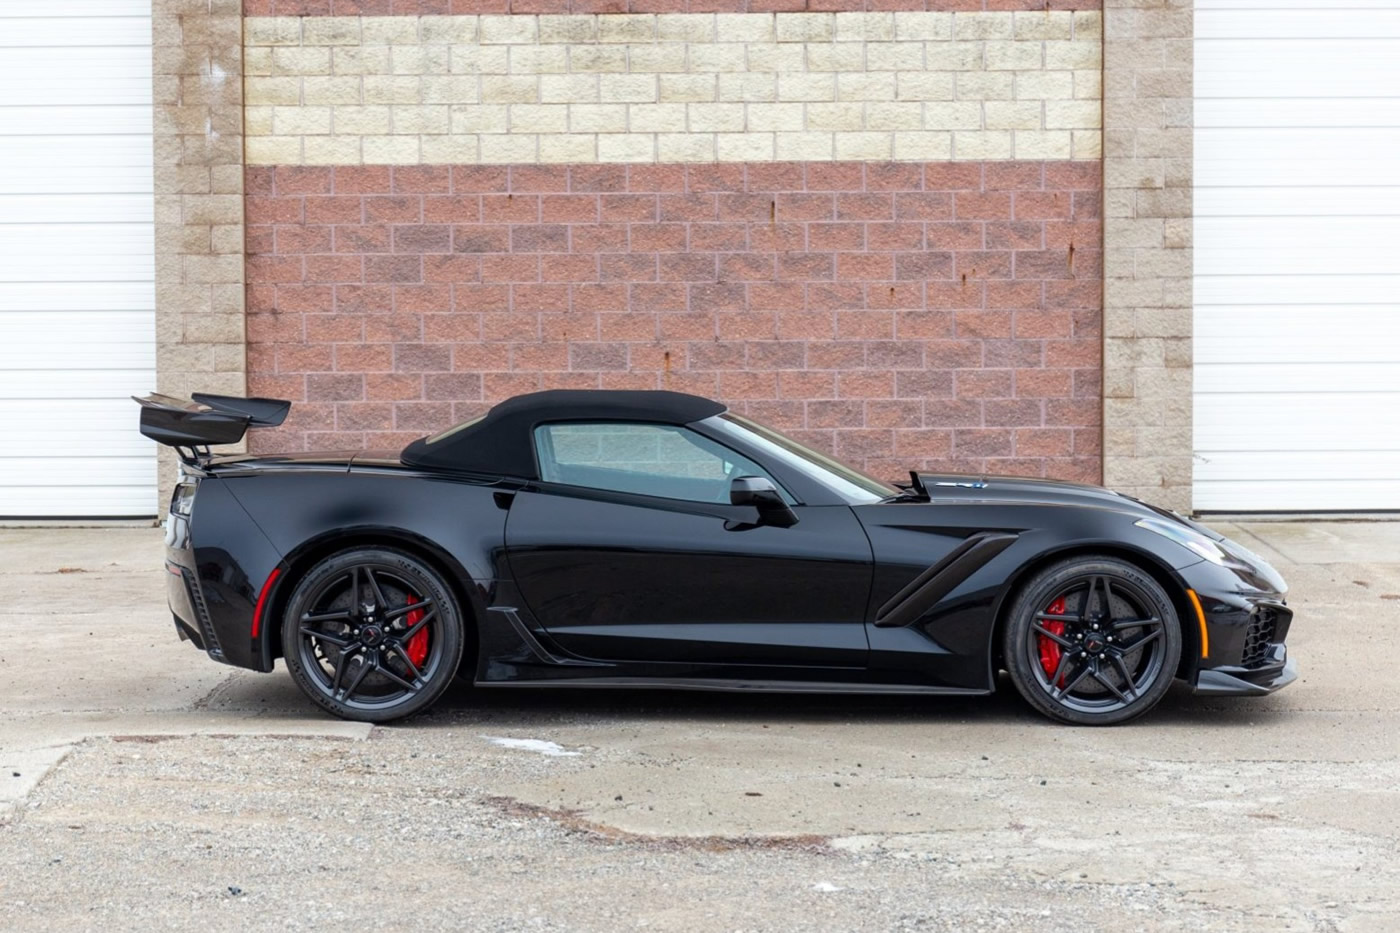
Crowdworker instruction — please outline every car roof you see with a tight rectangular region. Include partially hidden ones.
[399,389,727,477]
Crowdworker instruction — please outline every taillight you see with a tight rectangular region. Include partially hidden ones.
[171,480,197,516]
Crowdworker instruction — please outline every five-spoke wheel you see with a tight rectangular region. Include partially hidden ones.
[1004,557,1181,725]
[282,547,464,722]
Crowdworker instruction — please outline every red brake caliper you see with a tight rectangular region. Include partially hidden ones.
[1037,596,1067,685]
[404,594,429,667]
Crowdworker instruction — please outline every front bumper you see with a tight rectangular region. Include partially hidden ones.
[1180,559,1297,697]
[1195,652,1298,696]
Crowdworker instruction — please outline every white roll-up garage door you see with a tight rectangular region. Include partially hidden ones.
[1194,1,1400,511]
[0,2,157,517]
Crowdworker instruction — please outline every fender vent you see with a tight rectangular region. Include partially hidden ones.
[1242,607,1277,669]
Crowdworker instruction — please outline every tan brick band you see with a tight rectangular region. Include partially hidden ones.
[244,12,1102,164]
[153,0,248,514]
[1101,0,1191,511]
[246,2,1105,17]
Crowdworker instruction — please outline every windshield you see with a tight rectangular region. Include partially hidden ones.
[705,413,897,503]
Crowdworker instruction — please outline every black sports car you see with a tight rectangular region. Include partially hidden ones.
[137,389,1296,726]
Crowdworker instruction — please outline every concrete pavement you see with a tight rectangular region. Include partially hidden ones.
[0,522,1398,931]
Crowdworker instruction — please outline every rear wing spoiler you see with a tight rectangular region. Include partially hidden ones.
[134,392,290,460]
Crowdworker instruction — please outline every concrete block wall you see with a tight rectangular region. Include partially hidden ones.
[1101,0,1192,510]
[239,2,1106,483]
[152,0,248,510]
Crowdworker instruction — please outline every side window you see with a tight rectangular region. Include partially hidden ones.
[534,423,790,504]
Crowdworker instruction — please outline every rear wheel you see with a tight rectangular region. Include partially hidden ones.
[281,547,464,723]
[1003,557,1181,725]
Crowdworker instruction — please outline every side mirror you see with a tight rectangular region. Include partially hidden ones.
[729,476,798,528]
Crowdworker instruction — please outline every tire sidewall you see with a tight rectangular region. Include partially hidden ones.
[1003,557,1183,725]
[281,547,464,723]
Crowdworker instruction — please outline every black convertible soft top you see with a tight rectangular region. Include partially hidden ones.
[399,389,727,477]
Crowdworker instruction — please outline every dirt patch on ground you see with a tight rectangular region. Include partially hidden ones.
[484,794,832,855]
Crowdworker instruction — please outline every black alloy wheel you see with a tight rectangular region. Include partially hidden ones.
[282,547,464,723]
[1003,557,1182,725]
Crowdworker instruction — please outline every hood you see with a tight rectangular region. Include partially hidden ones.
[914,472,1157,513]
[911,471,1227,535]
[907,472,1285,588]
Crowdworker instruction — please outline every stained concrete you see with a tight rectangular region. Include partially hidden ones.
[0,523,1397,931]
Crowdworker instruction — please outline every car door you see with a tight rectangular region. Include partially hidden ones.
[503,421,873,670]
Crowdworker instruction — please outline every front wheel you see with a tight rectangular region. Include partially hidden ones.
[281,547,465,723]
[1003,557,1182,725]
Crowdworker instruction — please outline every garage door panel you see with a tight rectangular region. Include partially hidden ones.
[0,2,154,18]
[0,399,153,459]
[1195,6,1400,510]
[1198,128,1400,158]
[1194,69,1400,100]
[1196,100,1400,129]
[1193,479,1400,513]
[1196,451,1400,482]
[1196,275,1400,305]
[1194,393,1397,451]
[0,283,155,312]
[1195,306,1400,334]
[0,2,156,517]
[0,226,156,282]
[1197,217,1400,249]
[0,432,150,458]
[1195,247,1396,277]
[0,196,154,225]
[0,320,156,369]
[1195,187,1400,217]
[0,105,152,136]
[0,77,153,106]
[1198,10,1400,38]
[0,371,157,399]
[0,487,158,519]
[1199,0,1400,9]
[1197,362,1400,394]
[0,457,160,484]
[0,18,152,47]
[0,138,153,194]
[1197,159,1400,188]
[0,398,154,424]
[1196,308,1400,364]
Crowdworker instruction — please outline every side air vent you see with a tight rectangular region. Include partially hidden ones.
[1242,607,1277,669]
[183,572,225,661]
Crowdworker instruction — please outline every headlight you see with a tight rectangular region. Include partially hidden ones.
[1135,517,1227,565]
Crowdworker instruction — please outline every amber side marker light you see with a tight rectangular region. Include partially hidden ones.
[1186,589,1209,659]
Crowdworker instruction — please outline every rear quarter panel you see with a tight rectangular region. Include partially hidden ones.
[212,468,508,670]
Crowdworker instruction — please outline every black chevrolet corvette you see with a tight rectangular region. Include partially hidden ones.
[137,389,1296,726]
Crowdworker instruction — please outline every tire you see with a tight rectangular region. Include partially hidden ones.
[1003,556,1182,726]
[281,547,465,723]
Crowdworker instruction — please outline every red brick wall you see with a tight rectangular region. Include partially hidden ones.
[246,160,1102,483]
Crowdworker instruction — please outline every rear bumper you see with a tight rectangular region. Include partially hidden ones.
[161,477,283,672]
